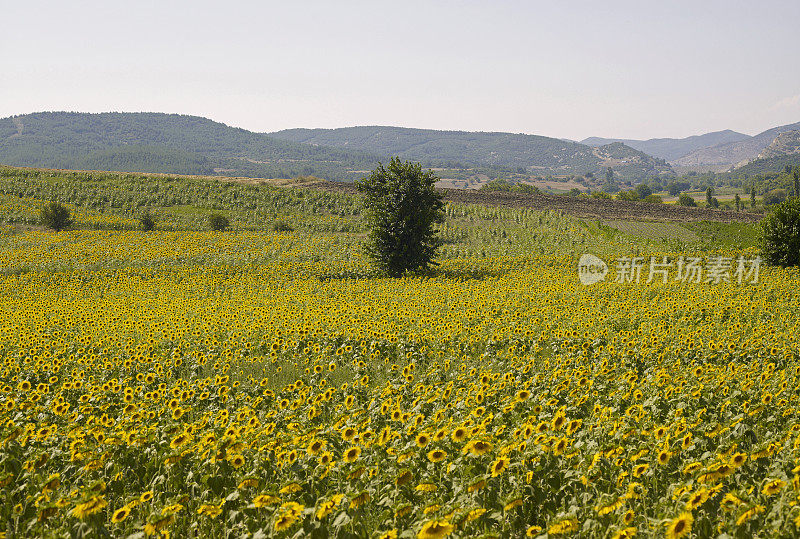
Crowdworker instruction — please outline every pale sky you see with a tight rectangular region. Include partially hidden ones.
[2,0,799,141]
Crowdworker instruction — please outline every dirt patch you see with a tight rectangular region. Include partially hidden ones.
[305,181,761,223]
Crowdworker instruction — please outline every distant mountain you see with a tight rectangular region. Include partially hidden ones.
[270,126,673,179]
[0,112,379,180]
[755,130,800,160]
[673,121,800,168]
[0,113,673,182]
[581,130,750,162]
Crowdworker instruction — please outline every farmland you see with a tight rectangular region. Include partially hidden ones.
[1,167,799,538]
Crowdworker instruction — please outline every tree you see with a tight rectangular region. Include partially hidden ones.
[605,167,614,183]
[764,188,788,206]
[751,185,756,208]
[140,211,156,231]
[356,157,444,277]
[793,166,799,198]
[735,194,741,212]
[635,184,652,199]
[40,201,73,231]
[678,193,697,207]
[667,182,680,196]
[209,213,229,231]
[760,197,800,268]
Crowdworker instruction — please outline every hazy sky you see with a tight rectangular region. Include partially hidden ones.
[2,0,799,140]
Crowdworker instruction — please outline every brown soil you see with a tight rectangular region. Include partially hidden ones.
[304,181,762,223]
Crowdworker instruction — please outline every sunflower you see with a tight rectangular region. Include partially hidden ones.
[490,456,510,477]
[548,518,578,535]
[451,427,468,443]
[735,505,764,525]
[657,450,671,466]
[526,526,543,537]
[415,433,430,447]
[665,512,693,539]
[111,505,131,523]
[378,531,398,539]
[762,479,785,496]
[730,452,747,468]
[307,439,325,456]
[611,527,637,539]
[417,519,454,539]
[465,440,493,456]
[344,446,362,463]
[685,488,709,510]
[253,494,280,508]
[427,449,447,463]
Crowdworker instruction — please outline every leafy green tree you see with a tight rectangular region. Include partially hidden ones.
[751,185,756,208]
[356,157,444,277]
[667,182,681,196]
[635,184,652,199]
[678,193,697,207]
[735,194,741,212]
[764,189,788,206]
[760,197,800,267]
[40,201,73,231]
[793,166,799,198]
[140,211,156,231]
[209,213,229,231]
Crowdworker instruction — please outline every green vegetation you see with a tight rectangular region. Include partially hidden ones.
[39,201,73,231]
[271,126,674,179]
[760,197,800,268]
[479,179,539,193]
[208,213,230,231]
[356,158,444,277]
[0,112,378,181]
[139,211,156,231]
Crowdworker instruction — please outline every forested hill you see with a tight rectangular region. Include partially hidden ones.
[269,125,674,178]
[0,112,379,180]
[1,112,673,182]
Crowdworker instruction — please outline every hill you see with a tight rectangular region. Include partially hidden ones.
[673,121,800,167]
[0,112,379,181]
[269,126,674,179]
[755,130,800,160]
[1,112,675,183]
[581,129,749,162]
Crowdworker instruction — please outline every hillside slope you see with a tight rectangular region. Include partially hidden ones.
[673,121,800,167]
[0,112,379,180]
[581,130,749,162]
[756,130,800,160]
[270,125,673,179]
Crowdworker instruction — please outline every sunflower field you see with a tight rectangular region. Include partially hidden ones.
[1,168,799,538]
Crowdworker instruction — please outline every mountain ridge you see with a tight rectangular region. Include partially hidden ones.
[0,112,673,181]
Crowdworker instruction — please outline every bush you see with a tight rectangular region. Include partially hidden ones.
[635,184,652,199]
[643,194,663,204]
[615,190,639,202]
[591,191,612,199]
[140,211,156,231]
[764,188,788,206]
[356,157,444,277]
[760,197,800,267]
[272,219,293,232]
[209,213,229,231]
[678,193,697,207]
[40,202,73,231]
